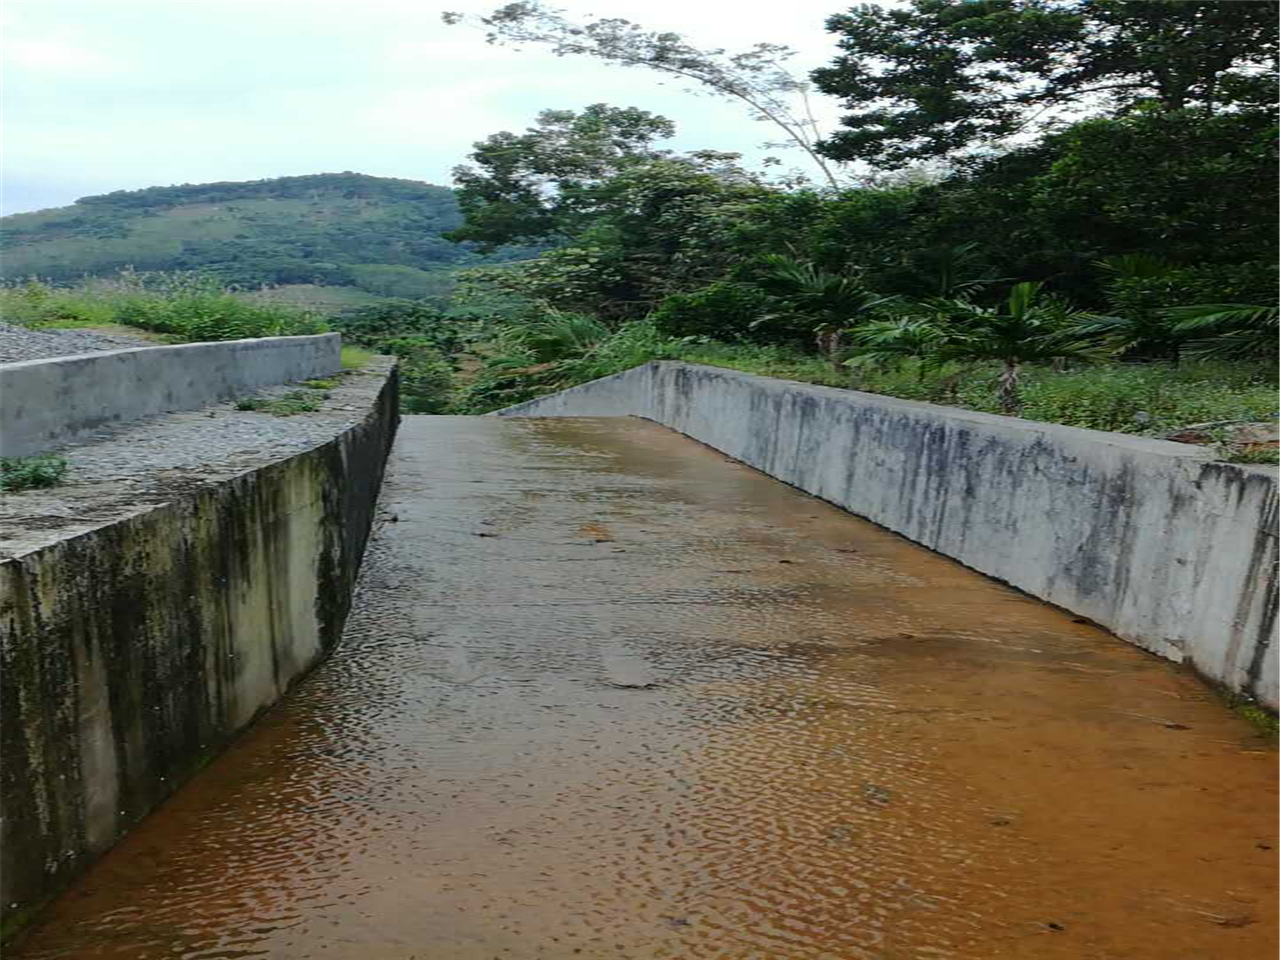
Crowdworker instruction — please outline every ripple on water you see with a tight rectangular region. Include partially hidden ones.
[12,416,1277,960]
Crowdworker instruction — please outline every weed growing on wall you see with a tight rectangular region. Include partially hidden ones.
[1,455,69,492]
[234,390,328,416]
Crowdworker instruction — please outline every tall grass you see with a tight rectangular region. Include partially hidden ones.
[679,344,1277,437]
[0,273,327,342]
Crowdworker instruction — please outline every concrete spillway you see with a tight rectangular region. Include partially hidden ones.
[13,416,1276,959]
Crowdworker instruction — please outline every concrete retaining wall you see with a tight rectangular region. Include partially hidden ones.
[499,361,1278,709]
[0,334,342,456]
[0,365,398,937]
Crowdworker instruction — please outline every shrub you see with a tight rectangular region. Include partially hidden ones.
[334,300,464,350]
[1224,447,1280,465]
[651,282,769,340]
[1,455,69,492]
[0,280,120,328]
[452,319,684,414]
[373,336,456,414]
[1097,259,1278,359]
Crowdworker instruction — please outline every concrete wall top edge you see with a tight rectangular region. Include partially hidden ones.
[0,333,344,456]
[0,333,341,371]
[497,360,1251,465]
[1,358,395,561]
[652,362,1222,460]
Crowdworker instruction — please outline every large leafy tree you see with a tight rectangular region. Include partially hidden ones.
[813,0,1279,166]
[455,147,769,320]
[444,2,843,187]
[447,103,676,248]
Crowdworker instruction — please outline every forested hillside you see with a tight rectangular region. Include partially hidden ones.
[0,172,527,299]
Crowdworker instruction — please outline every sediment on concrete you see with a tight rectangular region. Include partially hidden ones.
[497,361,1279,710]
[0,333,342,456]
[0,363,398,938]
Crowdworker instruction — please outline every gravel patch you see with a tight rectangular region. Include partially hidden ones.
[1,359,394,556]
[0,321,156,363]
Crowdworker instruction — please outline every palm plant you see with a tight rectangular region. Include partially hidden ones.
[753,253,896,367]
[845,283,1112,415]
[1086,254,1189,359]
[1163,303,1279,361]
[490,311,610,369]
[844,317,950,370]
[907,241,1007,299]
[946,283,1113,414]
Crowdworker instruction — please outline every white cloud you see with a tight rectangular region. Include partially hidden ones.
[1,0,867,213]
[2,36,121,75]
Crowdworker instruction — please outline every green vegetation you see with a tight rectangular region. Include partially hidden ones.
[451,331,1276,439]
[1225,448,1280,466]
[431,1,1275,439]
[3,3,1272,434]
[679,346,1277,437]
[1,455,69,493]
[234,389,328,416]
[328,300,475,413]
[0,172,536,299]
[301,378,339,390]
[340,346,375,370]
[812,1,1277,167]
[1,274,325,341]
[1235,703,1280,738]
[247,284,385,312]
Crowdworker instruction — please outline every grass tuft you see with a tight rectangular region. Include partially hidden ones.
[234,390,327,416]
[340,346,375,370]
[1,455,69,492]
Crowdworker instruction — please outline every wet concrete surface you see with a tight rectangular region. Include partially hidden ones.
[13,416,1277,960]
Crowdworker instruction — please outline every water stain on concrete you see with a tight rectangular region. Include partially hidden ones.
[11,416,1277,959]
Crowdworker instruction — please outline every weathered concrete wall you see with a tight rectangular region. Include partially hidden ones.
[0,334,342,456]
[0,365,398,937]
[498,361,1278,709]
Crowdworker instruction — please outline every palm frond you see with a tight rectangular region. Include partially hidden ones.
[1093,254,1175,280]
[1165,303,1279,332]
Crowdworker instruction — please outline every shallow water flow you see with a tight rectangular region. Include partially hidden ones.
[13,416,1276,959]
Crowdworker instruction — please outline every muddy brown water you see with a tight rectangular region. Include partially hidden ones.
[13,416,1276,960]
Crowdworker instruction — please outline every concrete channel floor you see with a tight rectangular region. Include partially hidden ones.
[13,416,1277,960]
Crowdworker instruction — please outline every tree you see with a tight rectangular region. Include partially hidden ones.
[455,150,769,321]
[1021,109,1278,270]
[444,2,843,187]
[447,103,676,248]
[813,0,1279,166]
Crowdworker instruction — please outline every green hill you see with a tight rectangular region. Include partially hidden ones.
[0,172,519,302]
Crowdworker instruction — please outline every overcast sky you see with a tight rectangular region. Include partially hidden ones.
[1,0,866,214]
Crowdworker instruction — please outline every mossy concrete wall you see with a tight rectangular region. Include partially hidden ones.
[498,361,1278,710]
[0,367,398,937]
